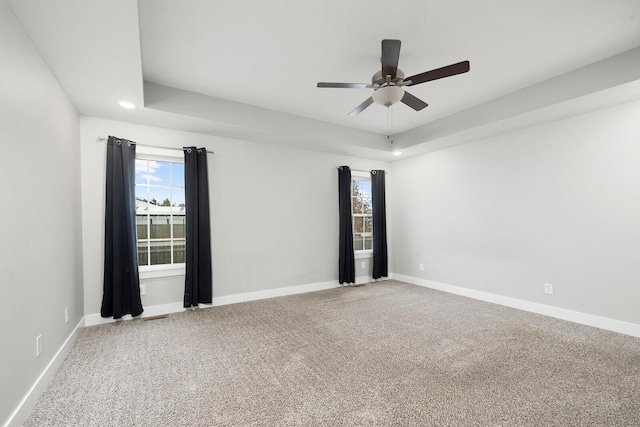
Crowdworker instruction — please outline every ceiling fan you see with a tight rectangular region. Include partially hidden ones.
[317,39,470,116]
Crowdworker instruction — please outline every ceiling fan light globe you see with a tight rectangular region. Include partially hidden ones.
[372,85,404,107]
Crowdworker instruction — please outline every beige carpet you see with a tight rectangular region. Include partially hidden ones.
[26,281,640,426]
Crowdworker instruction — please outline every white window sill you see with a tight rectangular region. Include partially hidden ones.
[139,264,185,279]
[355,251,373,259]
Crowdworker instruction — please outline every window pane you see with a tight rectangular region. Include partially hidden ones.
[354,233,364,251]
[364,216,372,233]
[172,188,186,212]
[364,235,373,250]
[173,239,186,263]
[352,179,371,214]
[172,162,185,187]
[136,215,148,239]
[146,187,172,212]
[363,197,372,214]
[173,215,185,238]
[353,217,364,233]
[150,215,171,239]
[150,240,172,265]
[137,241,149,266]
[359,180,371,198]
[352,180,361,197]
[135,185,149,205]
[149,161,171,186]
[135,159,148,185]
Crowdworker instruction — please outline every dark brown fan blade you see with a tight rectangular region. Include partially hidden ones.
[405,60,470,86]
[348,97,374,116]
[401,91,428,111]
[381,39,401,80]
[317,82,370,89]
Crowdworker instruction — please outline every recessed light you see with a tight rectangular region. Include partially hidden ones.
[117,100,137,109]
[392,151,402,156]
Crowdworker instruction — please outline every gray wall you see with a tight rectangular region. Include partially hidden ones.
[80,117,390,316]
[390,100,640,324]
[0,1,84,425]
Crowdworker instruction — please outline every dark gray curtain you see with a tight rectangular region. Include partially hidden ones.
[101,136,143,319]
[183,147,212,307]
[371,170,388,279]
[338,166,355,284]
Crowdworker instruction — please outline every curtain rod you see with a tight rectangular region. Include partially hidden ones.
[336,167,386,174]
[96,136,214,155]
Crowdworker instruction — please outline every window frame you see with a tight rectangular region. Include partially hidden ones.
[351,171,373,257]
[134,146,186,278]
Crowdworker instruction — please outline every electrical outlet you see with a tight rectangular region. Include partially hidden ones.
[361,261,366,269]
[544,283,554,295]
[64,307,69,324]
[419,263,424,271]
[36,335,42,357]
[140,284,146,296]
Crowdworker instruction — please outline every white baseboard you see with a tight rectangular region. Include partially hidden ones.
[84,279,352,327]
[84,301,186,326]
[210,280,342,306]
[392,273,640,338]
[5,318,84,427]
[355,275,368,285]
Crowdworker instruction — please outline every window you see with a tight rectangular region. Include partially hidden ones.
[135,157,185,268]
[352,174,372,252]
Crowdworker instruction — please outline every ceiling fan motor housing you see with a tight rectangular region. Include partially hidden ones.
[371,69,406,107]
[372,69,405,87]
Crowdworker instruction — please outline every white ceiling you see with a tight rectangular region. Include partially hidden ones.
[7,0,640,160]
